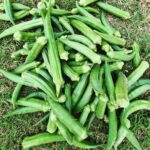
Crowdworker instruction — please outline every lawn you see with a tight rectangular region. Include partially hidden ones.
[0,0,150,150]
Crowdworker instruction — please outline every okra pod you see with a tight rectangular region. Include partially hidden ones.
[62,62,80,81]
[72,73,89,108]
[23,42,34,50]
[101,41,111,52]
[60,38,101,64]
[75,53,87,62]
[71,7,99,14]
[115,72,129,108]
[86,113,95,130]
[68,61,86,66]
[51,8,71,15]
[128,61,149,87]
[59,16,74,34]
[65,83,72,112]
[51,16,63,32]
[71,19,102,45]
[11,49,29,58]
[97,2,131,20]
[79,0,98,6]
[27,91,46,99]
[90,97,99,112]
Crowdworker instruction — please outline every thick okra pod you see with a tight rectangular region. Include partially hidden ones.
[128,61,149,87]
[65,83,72,112]
[72,73,89,108]
[115,72,129,108]
[60,38,101,64]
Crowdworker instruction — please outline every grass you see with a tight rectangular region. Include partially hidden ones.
[0,0,150,149]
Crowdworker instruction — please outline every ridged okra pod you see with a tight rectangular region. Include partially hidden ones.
[65,83,72,112]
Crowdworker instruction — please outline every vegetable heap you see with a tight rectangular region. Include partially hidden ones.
[0,0,150,149]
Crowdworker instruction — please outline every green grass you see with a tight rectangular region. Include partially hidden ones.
[0,0,150,150]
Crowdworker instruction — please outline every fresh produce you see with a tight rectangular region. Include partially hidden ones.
[0,0,149,149]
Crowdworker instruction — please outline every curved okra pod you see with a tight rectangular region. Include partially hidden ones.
[75,82,93,113]
[62,62,80,81]
[67,34,96,50]
[97,2,131,20]
[27,91,46,99]
[79,0,98,6]
[47,97,88,141]
[72,73,89,108]
[4,0,15,25]
[65,83,72,112]
[128,61,149,87]
[71,19,102,45]
[51,16,63,32]
[22,133,65,149]
[59,16,74,34]
[115,72,129,108]
[60,38,101,64]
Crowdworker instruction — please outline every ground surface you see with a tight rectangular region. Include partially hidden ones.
[0,0,150,150]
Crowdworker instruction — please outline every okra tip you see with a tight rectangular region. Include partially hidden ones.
[37,37,47,45]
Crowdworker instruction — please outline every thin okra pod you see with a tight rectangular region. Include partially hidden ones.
[79,0,98,6]
[11,49,29,58]
[68,61,86,66]
[4,0,15,25]
[13,10,30,20]
[112,45,125,51]
[71,7,99,14]
[51,16,63,32]
[72,73,89,108]
[27,91,46,99]
[128,85,150,101]
[87,113,96,130]
[128,61,149,87]
[90,97,99,112]
[97,2,131,20]
[65,83,72,112]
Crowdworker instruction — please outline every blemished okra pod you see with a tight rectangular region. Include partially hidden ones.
[25,37,47,63]
[14,31,42,42]
[72,73,89,108]
[27,91,46,99]
[128,61,149,87]
[16,98,50,112]
[22,133,65,149]
[71,19,102,45]
[106,110,118,150]
[67,34,96,50]
[79,0,97,6]
[96,94,108,119]
[0,18,43,39]
[97,2,131,20]
[41,4,64,95]
[4,107,40,118]
[107,50,135,61]
[60,38,101,64]
[121,100,150,128]
[75,82,93,113]
[47,111,57,133]
[62,62,80,81]
[115,72,129,108]
[57,40,69,61]
[65,83,72,112]
[4,0,15,25]
[14,61,40,74]
[132,42,141,67]
[95,30,126,46]
[79,105,91,126]
[51,16,63,32]
[59,16,74,34]
[68,15,108,33]
[11,49,29,58]
[71,7,99,14]
[47,97,88,141]
[128,85,150,101]
[55,119,73,145]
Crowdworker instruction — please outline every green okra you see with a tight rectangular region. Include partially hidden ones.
[86,113,96,130]
[57,40,69,61]
[27,91,46,99]
[25,37,47,63]
[90,97,99,112]
[62,62,80,81]
[71,7,99,14]
[51,8,71,15]
[97,2,131,20]
[68,61,86,66]
[115,72,129,108]
[67,34,96,50]
[75,82,93,113]
[101,41,111,52]
[47,111,57,133]
[60,38,101,64]
[95,30,126,46]
[128,85,150,101]
[4,0,15,25]
[96,94,108,119]
[14,31,42,42]
[71,19,102,45]
[0,18,43,39]
[112,45,126,51]
[16,97,50,112]
[11,49,29,58]
[79,0,98,6]
[59,16,74,34]
[100,54,117,62]
[51,16,63,32]
[79,105,91,125]
[72,73,89,108]
[132,42,141,67]
[4,107,40,118]
[14,61,40,74]
[22,133,65,149]
[128,61,149,87]
[75,53,87,62]
[65,83,72,112]
[23,42,34,50]
[107,50,135,61]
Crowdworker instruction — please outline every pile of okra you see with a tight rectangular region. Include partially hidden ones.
[0,0,150,149]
